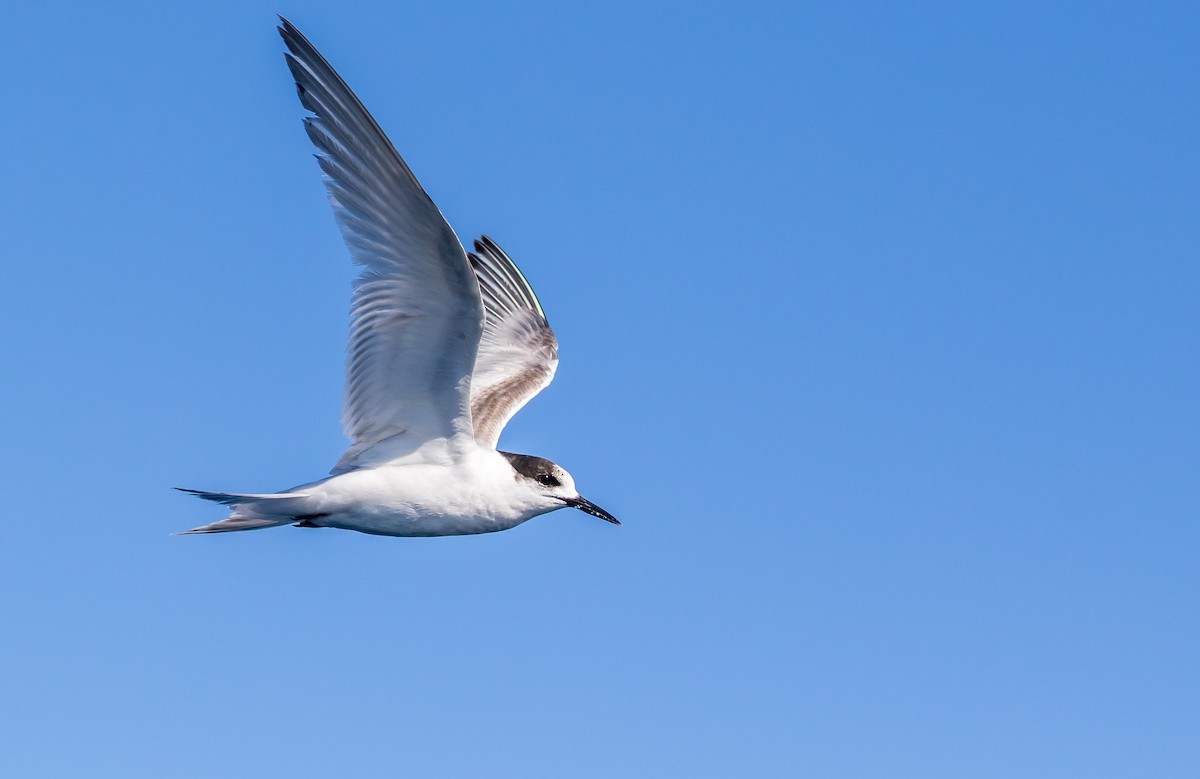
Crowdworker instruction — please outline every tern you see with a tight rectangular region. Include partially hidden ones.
[178,19,619,537]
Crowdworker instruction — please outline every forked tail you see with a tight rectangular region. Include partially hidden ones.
[175,488,313,534]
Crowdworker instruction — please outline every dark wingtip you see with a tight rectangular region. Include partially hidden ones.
[276,16,315,60]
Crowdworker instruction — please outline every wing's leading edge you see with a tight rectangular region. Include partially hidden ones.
[468,237,559,450]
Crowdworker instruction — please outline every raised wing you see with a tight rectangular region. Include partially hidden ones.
[278,19,483,469]
[468,237,559,450]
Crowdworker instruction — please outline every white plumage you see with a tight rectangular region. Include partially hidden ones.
[178,18,617,537]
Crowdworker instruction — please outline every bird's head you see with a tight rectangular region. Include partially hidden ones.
[500,452,620,525]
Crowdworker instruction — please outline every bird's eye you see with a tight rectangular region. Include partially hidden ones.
[537,474,559,487]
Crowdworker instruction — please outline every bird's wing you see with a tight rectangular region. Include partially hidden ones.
[467,236,559,450]
[278,19,483,471]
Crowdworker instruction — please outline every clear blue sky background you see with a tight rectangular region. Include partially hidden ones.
[2,1,1196,775]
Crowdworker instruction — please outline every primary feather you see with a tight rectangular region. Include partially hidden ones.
[279,18,484,472]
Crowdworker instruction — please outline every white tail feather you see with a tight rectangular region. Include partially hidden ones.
[175,488,316,535]
[177,515,296,535]
[175,488,310,506]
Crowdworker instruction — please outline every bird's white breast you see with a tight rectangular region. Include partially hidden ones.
[295,447,554,537]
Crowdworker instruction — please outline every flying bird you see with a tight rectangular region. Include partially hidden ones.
[178,18,618,536]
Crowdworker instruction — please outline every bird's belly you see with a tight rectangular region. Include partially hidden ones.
[319,505,527,537]
[299,462,541,537]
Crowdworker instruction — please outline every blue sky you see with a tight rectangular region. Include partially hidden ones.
[2,1,1197,775]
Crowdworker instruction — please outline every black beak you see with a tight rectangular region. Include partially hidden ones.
[564,496,621,525]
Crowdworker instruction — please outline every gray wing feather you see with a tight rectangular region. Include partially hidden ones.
[278,19,483,462]
[468,237,559,450]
